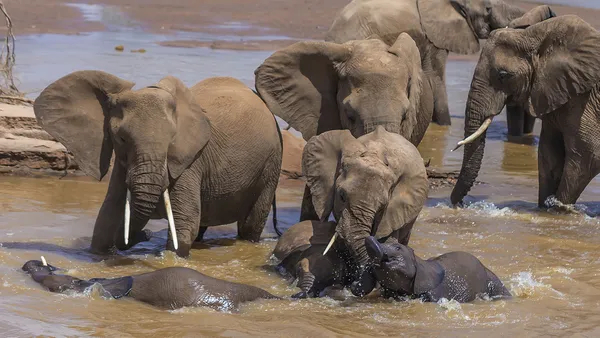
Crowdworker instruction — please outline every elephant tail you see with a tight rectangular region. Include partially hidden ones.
[273,194,282,237]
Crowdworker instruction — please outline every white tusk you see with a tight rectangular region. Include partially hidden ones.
[323,232,338,256]
[41,256,47,266]
[124,190,131,246]
[451,117,493,152]
[163,190,178,251]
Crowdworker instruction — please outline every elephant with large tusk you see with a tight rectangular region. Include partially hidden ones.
[34,72,283,257]
[326,0,553,135]
[300,126,428,296]
[451,13,600,207]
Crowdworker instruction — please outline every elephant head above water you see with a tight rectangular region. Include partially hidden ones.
[302,126,429,296]
[451,14,600,206]
[34,71,210,251]
[255,33,433,146]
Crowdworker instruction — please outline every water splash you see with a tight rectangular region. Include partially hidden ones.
[509,271,562,298]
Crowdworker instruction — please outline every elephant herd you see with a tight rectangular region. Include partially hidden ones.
[20,0,600,310]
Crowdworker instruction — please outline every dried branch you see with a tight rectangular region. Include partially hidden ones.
[0,1,26,105]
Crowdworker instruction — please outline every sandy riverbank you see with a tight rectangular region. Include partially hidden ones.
[2,0,600,52]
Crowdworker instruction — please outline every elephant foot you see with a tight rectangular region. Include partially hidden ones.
[291,291,308,299]
[542,195,582,215]
[167,241,191,258]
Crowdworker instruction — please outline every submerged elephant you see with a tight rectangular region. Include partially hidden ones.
[34,72,282,257]
[451,15,600,208]
[300,126,429,296]
[22,258,278,311]
[271,220,351,298]
[255,33,432,222]
[365,237,511,302]
[326,0,553,135]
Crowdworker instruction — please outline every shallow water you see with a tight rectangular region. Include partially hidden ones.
[3,2,600,337]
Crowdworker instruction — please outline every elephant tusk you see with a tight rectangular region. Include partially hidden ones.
[41,256,47,267]
[163,189,179,251]
[451,117,493,152]
[323,232,338,256]
[124,189,131,246]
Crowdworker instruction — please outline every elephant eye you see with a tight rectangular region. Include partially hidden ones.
[339,190,348,204]
[497,69,513,82]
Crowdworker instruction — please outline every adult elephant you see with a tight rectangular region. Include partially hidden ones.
[326,0,545,136]
[301,126,429,296]
[255,33,432,221]
[34,72,282,257]
[451,15,600,208]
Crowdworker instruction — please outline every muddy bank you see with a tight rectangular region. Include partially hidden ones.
[4,0,600,52]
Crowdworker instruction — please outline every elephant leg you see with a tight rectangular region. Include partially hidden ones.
[537,122,565,207]
[555,155,594,205]
[168,169,201,257]
[194,227,208,242]
[506,104,536,137]
[292,258,316,298]
[299,185,319,221]
[430,49,451,126]
[90,162,127,255]
[238,161,279,242]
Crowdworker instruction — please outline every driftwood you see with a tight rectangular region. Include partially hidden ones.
[0,1,28,105]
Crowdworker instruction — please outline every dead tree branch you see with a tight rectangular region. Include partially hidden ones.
[0,1,26,105]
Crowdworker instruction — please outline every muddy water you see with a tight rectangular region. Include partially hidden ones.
[4,2,600,337]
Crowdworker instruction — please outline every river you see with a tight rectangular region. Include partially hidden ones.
[2,2,600,337]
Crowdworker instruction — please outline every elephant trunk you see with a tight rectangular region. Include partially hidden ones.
[451,71,506,205]
[490,2,526,29]
[127,156,168,239]
[339,209,377,297]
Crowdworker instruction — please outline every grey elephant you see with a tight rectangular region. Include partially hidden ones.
[365,237,511,302]
[255,33,432,221]
[326,0,554,136]
[271,220,351,298]
[34,71,282,257]
[451,15,600,208]
[299,126,429,296]
[22,258,278,311]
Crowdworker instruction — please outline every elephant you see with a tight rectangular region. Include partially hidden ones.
[22,258,279,311]
[450,15,600,208]
[271,220,352,298]
[299,126,429,297]
[326,0,553,136]
[365,237,511,302]
[34,71,283,257]
[255,33,433,222]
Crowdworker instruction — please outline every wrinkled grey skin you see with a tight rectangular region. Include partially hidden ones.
[451,15,600,208]
[300,126,429,297]
[327,0,542,135]
[365,237,511,302]
[271,220,352,298]
[34,72,282,257]
[22,260,278,311]
[256,33,432,231]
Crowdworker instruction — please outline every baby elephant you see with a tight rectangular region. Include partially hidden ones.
[365,237,511,303]
[271,220,350,298]
[22,258,278,312]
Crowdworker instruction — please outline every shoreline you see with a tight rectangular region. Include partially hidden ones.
[2,1,600,53]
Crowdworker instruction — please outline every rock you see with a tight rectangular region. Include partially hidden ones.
[115,45,124,52]
[131,48,146,53]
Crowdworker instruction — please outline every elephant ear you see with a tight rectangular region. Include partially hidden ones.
[417,0,479,55]
[33,70,134,181]
[255,41,352,141]
[508,5,556,29]
[362,127,429,240]
[154,76,211,179]
[302,130,357,220]
[527,15,600,116]
[271,220,336,263]
[388,33,430,145]
[413,254,445,295]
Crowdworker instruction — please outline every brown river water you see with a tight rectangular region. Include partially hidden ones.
[3,2,600,337]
